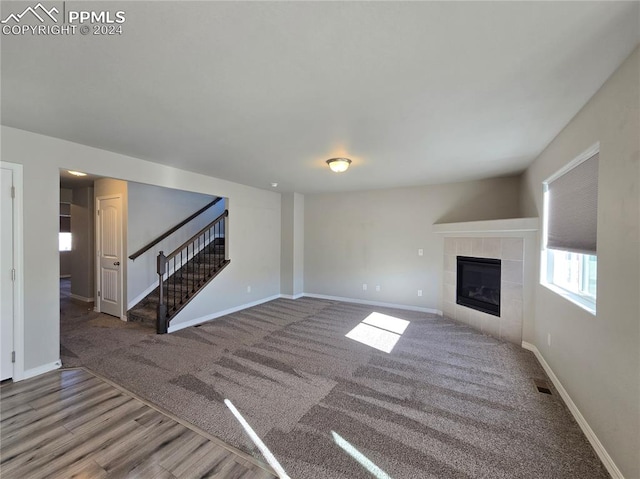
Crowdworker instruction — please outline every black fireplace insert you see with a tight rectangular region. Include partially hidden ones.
[456,256,501,316]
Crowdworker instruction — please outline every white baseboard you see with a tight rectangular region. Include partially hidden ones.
[302,293,442,315]
[70,293,94,303]
[521,341,623,479]
[279,293,304,300]
[168,292,441,332]
[15,359,62,382]
[167,294,282,333]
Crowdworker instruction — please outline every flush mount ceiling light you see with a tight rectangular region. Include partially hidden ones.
[68,170,87,177]
[326,158,352,173]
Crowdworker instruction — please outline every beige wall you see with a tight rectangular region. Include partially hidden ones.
[70,186,94,301]
[59,252,72,278]
[521,47,639,477]
[304,176,521,310]
[280,192,304,297]
[127,182,224,308]
[1,126,281,373]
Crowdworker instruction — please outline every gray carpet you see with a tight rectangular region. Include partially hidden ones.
[60,291,609,479]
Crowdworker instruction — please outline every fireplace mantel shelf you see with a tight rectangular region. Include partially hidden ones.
[433,217,539,234]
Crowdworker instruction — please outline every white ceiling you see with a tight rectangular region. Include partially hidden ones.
[2,1,638,193]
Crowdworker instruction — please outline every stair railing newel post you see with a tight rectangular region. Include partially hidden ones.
[157,251,168,334]
[133,209,229,334]
[224,211,228,262]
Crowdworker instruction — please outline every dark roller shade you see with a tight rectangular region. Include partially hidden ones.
[60,203,71,215]
[547,152,598,255]
[60,215,71,233]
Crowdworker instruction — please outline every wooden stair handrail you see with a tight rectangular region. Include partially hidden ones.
[165,210,228,262]
[129,197,223,261]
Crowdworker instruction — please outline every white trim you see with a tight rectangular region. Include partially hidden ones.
[540,142,600,314]
[59,274,71,279]
[168,292,442,333]
[279,293,304,300]
[69,293,94,303]
[167,294,281,333]
[302,293,442,315]
[540,281,596,315]
[0,162,25,382]
[543,142,600,184]
[433,217,539,234]
[521,341,623,479]
[17,359,62,381]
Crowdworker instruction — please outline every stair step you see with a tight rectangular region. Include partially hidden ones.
[127,255,230,329]
[127,306,157,325]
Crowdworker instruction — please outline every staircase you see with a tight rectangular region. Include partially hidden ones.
[127,206,230,333]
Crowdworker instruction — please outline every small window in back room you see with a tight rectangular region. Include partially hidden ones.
[542,143,599,313]
[59,202,72,252]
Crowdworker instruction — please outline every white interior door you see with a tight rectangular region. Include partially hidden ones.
[1,167,15,380]
[97,196,122,318]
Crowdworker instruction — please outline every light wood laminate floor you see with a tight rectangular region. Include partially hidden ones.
[0,368,277,479]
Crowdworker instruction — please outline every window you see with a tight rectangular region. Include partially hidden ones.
[542,143,599,313]
[59,232,72,251]
[59,202,72,252]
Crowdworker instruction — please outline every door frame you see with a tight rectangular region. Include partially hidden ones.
[0,161,24,381]
[95,194,125,321]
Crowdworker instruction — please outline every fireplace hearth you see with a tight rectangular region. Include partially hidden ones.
[457,256,501,316]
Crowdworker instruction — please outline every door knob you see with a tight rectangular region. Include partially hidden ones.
[113,261,120,266]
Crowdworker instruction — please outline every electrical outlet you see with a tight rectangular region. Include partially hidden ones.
[247,285,251,293]
[418,249,423,256]
[375,285,381,292]
[417,290,423,297]
[547,333,551,347]
[362,283,367,291]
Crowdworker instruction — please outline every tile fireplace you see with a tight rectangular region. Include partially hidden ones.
[434,218,538,344]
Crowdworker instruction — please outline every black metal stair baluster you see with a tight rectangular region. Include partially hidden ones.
[197,234,201,286]
[193,239,197,291]
[187,242,195,297]
[173,256,176,311]
[216,221,220,268]
[157,251,167,334]
[186,244,190,298]
[167,261,170,314]
[220,219,223,265]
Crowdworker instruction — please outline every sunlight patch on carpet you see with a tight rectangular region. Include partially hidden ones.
[345,312,410,353]
[225,399,291,479]
[362,312,410,334]
[332,431,392,479]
